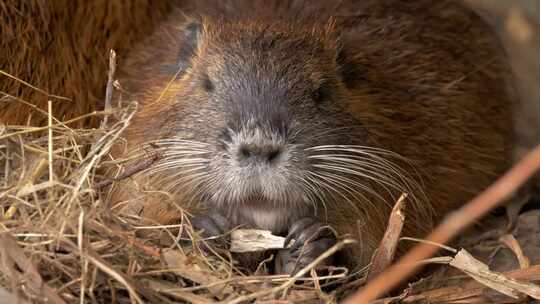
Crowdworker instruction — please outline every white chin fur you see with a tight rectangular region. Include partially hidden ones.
[240,205,290,233]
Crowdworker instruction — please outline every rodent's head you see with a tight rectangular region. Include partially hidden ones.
[136,18,412,216]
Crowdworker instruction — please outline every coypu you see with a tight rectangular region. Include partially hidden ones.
[110,0,515,274]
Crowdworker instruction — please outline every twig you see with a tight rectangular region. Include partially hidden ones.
[85,221,162,257]
[47,100,53,182]
[345,144,540,303]
[95,145,160,189]
[499,234,530,269]
[0,108,115,141]
[101,50,116,128]
[83,249,146,304]
[62,237,160,304]
[367,193,407,282]
[448,249,540,299]
[398,237,457,253]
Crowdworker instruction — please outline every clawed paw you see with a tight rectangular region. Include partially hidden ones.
[189,212,231,249]
[276,217,337,274]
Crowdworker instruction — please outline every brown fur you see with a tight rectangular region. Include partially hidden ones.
[4,0,512,272]
[0,1,173,127]
[112,0,516,271]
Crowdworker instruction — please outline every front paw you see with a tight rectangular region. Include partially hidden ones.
[276,218,337,274]
[189,212,231,249]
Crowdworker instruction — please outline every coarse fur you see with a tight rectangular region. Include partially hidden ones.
[0,1,173,127]
[110,0,515,273]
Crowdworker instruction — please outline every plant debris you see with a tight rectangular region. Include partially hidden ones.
[0,97,360,303]
[1,105,540,303]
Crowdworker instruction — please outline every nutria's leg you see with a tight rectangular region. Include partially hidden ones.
[505,191,532,231]
[190,212,231,249]
[275,217,337,274]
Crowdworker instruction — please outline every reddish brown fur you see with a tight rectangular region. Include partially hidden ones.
[0,1,173,127]
[0,0,512,270]
[98,0,517,271]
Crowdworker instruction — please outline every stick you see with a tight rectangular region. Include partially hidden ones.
[367,194,407,282]
[101,49,117,128]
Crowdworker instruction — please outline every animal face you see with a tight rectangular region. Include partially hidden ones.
[136,19,417,222]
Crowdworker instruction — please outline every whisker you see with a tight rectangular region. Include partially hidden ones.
[306,145,430,219]
[310,155,404,181]
[308,146,427,197]
[164,171,209,196]
[307,145,405,157]
[145,160,208,176]
[171,174,212,206]
[313,167,393,206]
[312,171,392,226]
[307,171,368,215]
[312,162,405,199]
[302,173,339,219]
[307,145,423,180]
[146,138,211,146]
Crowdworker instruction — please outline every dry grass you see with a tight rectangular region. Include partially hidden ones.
[3,106,539,303]
[0,93,360,303]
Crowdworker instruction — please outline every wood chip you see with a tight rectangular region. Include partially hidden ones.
[230,229,287,253]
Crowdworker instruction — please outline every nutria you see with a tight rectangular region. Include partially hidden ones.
[110,0,515,274]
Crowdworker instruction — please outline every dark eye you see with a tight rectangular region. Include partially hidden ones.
[202,74,214,92]
[312,86,329,104]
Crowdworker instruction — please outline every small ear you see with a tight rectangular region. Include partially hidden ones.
[333,16,369,89]
[176,21,203,72]
[336,47,358,89]
[180,22,202,55]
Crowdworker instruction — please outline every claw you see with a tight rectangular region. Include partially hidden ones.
[191,212,230,237]
[191,216,221,237]
[290,237,336,259]
[290,223,332,251]
[278,217,337,275]
[189,212,231,249]
[285,217,316,246]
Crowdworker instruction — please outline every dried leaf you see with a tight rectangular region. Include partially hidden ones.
[0,287,28,304]
[449,249,540,299]
[163,249,236,299]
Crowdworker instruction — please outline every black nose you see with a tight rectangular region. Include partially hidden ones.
[238,144,282,165]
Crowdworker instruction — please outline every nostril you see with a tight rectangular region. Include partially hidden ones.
[237,145,283,164]
[267,149,281,163]
[238,145,256,160]
[240,146,252,159]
